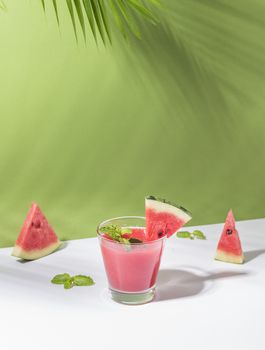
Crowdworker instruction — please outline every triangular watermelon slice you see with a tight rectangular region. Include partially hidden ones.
[215,210,244,264]
[145,195,192,240]
[12,203,61,260]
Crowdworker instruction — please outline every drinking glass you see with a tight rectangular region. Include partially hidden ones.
[97,216,166,305]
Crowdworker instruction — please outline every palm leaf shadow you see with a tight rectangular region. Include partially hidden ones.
[119,0,265,133]
[123,21,230,132]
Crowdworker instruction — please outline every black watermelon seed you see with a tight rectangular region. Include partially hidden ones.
[33,219,41,228]
[226,229,233,235]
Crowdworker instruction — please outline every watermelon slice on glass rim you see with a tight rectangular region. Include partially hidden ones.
[215,209,244,264]
[145,195,192,241]
[12,203,61,260]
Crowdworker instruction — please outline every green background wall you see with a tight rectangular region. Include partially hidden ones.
[0,1,265,247]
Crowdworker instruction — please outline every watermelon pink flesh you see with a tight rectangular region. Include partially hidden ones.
[129,228,146,241]
[146,209,185,240]
[12,203,60,260]
[215,210,244,264]
[111,228,146,242]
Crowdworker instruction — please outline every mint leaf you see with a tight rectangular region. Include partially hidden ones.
[121,228,132,235]
[100,224,144,249]
[100,225,133,244]
[51,273,95,289]
[73,275,95,286]
[100,225,123,242]
[64,278,74,289]
[51,273,71,284]
[129,238,143,243]
[193,230,206,240]
[177,231,191,239]
[176,230,206,240]
[119,237,130,244]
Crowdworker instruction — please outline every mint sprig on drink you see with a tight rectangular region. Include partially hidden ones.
[51,274,95,289]
[177,230,206,240]
[100,225,143,244]
[128,238,143,243]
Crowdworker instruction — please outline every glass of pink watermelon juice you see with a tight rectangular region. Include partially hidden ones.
[97,216,166,305]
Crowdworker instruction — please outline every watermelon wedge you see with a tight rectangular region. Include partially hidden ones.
[215,210,244,264]
[12,203,61,260]
[145,195,192,240]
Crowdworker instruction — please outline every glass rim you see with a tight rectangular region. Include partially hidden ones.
[97,215,167,245]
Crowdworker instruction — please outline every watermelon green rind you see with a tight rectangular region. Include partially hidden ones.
[146,195,192,218]
[215,249,244,264]
[12,241,61,260]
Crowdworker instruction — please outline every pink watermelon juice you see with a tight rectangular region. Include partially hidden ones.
[97,217,166,303]
[99,227,165,292]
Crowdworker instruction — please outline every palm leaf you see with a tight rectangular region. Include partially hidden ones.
[39,0,159,44]
[116,0,141,39]
[126,0,158,24]
[0,0,6,10]
[66,0,78,41]
[73,0,86,40]
[52,0,60,25]
[109,0,128,39]
[41,0,45,11]
[98,0,112,43]
[90,0,106,44]
[82,0,97,41]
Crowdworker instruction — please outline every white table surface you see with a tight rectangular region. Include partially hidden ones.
[0,218,265,350]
